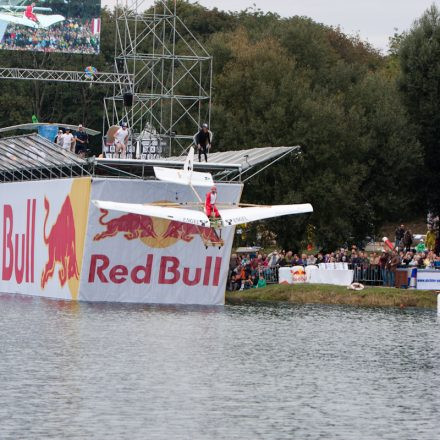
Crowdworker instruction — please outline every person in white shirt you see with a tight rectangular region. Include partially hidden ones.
[114,122,129,158]
[60,129,75,152]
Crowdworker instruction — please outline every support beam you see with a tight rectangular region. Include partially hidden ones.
[0,68,133,85]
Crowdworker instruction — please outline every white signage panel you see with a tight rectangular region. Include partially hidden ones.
[417,270,440,290]
[80,179,242,305]
[0,178,91,300]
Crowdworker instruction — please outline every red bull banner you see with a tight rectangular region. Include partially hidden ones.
[80,179,242,305]
[0,177,242,305]
[0,177,91,300]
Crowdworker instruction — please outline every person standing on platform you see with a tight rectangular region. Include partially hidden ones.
[403,229,413,252]
[54,129,64,147]
[61,128,75,152]
[114,122,129,158]
[394,224,405,249]
[75,124,89,158]
[194,123,213,163]
[426,227,436,251]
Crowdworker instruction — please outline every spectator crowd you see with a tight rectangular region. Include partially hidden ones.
[0,20,100,54]
[228,222,440,290]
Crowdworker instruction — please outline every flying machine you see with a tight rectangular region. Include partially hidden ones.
[0,0,64,41]
[92,147,313,248]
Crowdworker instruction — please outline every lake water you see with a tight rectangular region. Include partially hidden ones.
[0,294,439,439]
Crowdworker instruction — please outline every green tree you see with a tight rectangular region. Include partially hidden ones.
[208,24,421,250]
[399,4,440,214]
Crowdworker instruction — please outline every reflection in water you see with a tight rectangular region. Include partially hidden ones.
[0,295,439,439]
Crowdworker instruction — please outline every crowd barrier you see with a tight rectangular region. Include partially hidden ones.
[278,265,354,286]
[229,262,440,290]
[260,264,404,286]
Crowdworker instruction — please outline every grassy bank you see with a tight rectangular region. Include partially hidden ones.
[226,284,439,309]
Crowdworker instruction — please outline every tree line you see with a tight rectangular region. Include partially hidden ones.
[0,0,437,250]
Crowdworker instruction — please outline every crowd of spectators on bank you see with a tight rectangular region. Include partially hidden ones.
[0,20,99,54]
[228,223,440,290]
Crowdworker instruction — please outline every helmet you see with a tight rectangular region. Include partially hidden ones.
[202,123,209,128]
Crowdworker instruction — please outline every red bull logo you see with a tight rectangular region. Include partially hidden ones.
[94,208,223,248]
[88,254,222,287]
[162,220,223,247]
[291,266,307,284]
[94,210,156,241]
[41,196,79,289]
[2,199,36,284]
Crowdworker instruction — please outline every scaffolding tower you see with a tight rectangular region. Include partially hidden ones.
[105,0,213,157]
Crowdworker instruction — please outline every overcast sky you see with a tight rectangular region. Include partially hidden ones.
[101,0,438,52]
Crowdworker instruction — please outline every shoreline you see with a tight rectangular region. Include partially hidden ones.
[226,284,439,309]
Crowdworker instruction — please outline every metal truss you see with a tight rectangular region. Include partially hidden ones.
[105,0,213,156]
[0,67,132,85]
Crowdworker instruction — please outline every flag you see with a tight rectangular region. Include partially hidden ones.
[91,18,101,36]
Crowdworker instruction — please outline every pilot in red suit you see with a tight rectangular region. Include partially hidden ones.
[205,186,220,218]
[25,3,39,24]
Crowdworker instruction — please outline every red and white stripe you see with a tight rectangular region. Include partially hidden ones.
[91,18,101,35]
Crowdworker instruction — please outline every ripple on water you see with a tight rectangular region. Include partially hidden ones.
[0,294,439,439]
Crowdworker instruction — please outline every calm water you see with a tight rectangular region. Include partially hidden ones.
[0,294,439,439]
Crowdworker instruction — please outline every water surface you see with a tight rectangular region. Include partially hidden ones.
[0,294,439,439]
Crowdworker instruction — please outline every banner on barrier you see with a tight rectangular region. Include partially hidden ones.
[0,177,242,304]
[0,178,91,300]
[79,179,242,305]
[416,270,440,290]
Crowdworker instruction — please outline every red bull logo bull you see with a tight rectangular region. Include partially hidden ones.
[41,196,79,289]
[94,208,223,248]
[162,220,223,247]
[94,210,156,241]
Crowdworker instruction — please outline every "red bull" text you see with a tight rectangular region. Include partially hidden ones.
[41,196,79,289]
[2,199,36,284]
[88,254,222,287]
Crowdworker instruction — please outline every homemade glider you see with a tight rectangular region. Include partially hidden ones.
[92,147,313,240]
[0,1,64,41]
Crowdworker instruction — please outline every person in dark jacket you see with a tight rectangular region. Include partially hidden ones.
[193,123,213,162]
[394,224,405,249]
[402,229,413,252]
[379,252,388,286]
[388,251,401,287]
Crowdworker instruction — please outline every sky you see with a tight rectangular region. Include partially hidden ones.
[101,0,438,52]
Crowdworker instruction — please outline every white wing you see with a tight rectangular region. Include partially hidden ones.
[93,200,211,227]
[184,146,195,173]
[154,166,214,187]
[0,13,64,29]
[0,12,33,26]
[219,204,313,227]
[153,146,214,187]
[37,14,65,28]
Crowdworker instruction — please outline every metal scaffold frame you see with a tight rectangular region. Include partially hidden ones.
[105,0,213,156]
[0,67,132,85]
